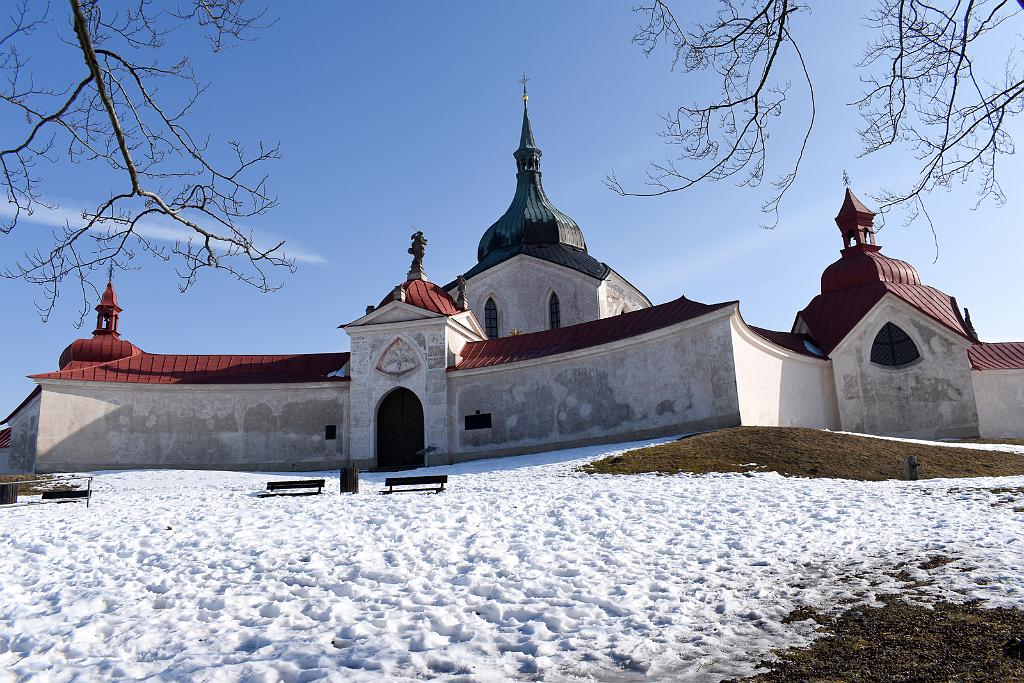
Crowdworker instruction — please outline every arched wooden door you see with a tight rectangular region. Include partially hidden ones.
[376,388,425,470]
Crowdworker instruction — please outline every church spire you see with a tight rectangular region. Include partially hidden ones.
[92,279,123,338]
[474,84,588,262]
[514,75,541,174]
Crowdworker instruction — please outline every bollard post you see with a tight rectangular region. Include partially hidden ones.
[906,455,919,481]
[340,465,359,494]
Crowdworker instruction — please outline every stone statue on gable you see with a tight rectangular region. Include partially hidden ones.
[407,230,428,281]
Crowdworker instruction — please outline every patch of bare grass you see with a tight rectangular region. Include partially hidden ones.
[582,427,1024,481]
[731,599,1024,682]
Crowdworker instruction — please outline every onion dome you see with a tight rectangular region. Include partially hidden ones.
[378,279,460,316]
[821,247,921,293]
[57,280,142,369]
[58,336,141,369]
[476,94,588,262]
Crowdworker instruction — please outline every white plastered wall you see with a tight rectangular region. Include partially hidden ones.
[730,313,840,429]
[458,255,605,336]
[828,295,979,439]
[598,270,651,317]
[971,370,1024,438]
[345,305,485,468]
[32,381,349,472]
[444,306,741,460]
[4,392,41,474]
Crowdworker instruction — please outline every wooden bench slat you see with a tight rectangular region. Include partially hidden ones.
[383,475,447,487]
[381,474,447,495]
[262,478,325,497]
[40,489,90,500]
[266,479,325,490]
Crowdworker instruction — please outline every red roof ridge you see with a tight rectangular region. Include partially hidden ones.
[0,427,11,449]
[30,351,351,385]
[968,341,1024,371]
[377,279,461,316]
[746,325,822,358]
[454,296,735,370]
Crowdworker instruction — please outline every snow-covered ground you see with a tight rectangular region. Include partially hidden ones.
[2,437,1023,682]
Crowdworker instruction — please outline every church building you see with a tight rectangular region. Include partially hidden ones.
[2,95,1023,474]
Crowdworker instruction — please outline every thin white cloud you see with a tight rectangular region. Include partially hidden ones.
[0,201,326,265]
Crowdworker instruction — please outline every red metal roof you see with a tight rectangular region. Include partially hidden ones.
[821,246,920,294]
[748,326,822,357]
[59,336,142,369]
[968,342,1024,370]
[797,281,970,355]
[0,428,10,449]
[30,352,351,385]
[378,279,460,316]
[98,280,121,310]
[836,188,875,222]
[455,296,734,370]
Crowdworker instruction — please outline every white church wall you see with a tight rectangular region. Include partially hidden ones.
[598,270,651,317]
[972,370,1024,438]
[829,297,979,439]
[445,307,741,460]
[461,255,603,336]
[32,381,349,472]
[730,315,840,429]
[346,315,452,468]
[5,392,41,474]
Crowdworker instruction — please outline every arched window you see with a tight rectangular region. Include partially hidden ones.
[870,322,920,367]
[484,298,498,339]
[548,292,561,330]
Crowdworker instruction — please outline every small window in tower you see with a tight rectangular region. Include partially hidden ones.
[870,323,920,367]
[549,292,561,329]
[325,425,337,440]
[485,298,499,338]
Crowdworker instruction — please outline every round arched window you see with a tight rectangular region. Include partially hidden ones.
[548,292,561,330]
[870,322,920,366]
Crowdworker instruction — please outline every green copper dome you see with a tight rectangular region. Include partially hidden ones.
[476,101,589,262]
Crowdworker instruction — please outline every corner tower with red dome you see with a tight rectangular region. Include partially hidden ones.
[57,280,142,371]
[792,189,984,438]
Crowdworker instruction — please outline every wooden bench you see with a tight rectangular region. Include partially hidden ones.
[261,479,325,497]
[381,475,447,494]
[40,488,92,507]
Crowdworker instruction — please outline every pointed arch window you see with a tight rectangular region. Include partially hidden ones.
[484,298,499,339]
[870,322,920,367]
[548,292,561,330]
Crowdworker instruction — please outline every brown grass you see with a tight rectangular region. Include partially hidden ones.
[731,599,1024,682]
[582,427,1024,481]
[0,473,74,495]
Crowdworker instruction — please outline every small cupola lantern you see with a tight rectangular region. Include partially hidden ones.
[835,188,877,250]
[92,280,123,338]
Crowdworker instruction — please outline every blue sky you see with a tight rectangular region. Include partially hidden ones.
[2,2,1022,410]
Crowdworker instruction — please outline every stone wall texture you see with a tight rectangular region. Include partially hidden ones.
[829,298,979,439]
[32,382,349,472]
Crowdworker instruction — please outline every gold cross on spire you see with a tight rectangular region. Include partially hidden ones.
[519,73,529,102]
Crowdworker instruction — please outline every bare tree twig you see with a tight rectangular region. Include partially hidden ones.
[0,0,286,324]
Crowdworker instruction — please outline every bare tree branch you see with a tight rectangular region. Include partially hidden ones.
[617,0,1023,239]
[0,0,286,324]
[607,0,813,229]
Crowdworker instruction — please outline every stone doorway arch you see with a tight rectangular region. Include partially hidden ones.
[376,388,425,470]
